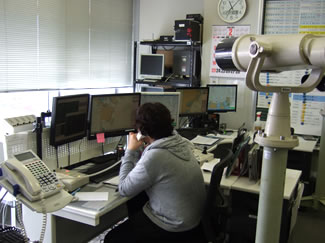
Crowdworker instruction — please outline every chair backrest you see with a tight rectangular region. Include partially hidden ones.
[231,128,247,153]
[226,135,251,177]
[201,149,233,243]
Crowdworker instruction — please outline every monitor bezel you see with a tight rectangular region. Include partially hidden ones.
[50,93,90,147]
[88,93,141,139]
[207,84,238,113]
[140,91,181,129]
[139,53,165,80]
[176,87,209,117]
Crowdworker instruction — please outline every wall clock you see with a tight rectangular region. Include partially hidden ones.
[218,0,247,23]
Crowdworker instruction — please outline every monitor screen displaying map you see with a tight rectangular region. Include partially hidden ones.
[140,92,180,128]
[207,84,237,113]
[50,94,89,147]
[176,87,209,116]
[89,93,141,138]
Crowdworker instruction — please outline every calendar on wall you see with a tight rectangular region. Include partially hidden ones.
[209,25,250,78]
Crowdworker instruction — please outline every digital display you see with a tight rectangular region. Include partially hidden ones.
[139,54,164,80]
[207,85,237,113]
[89,93,141,138]
[140,92,180,128]
[15,151,35,161]
[50,94,90,146]
[176,87,209,116]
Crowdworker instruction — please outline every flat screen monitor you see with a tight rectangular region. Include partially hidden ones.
[139,54,164,80]
[207,84,237,113]
[176,87,209,116]
[140,92,180,128]
[140,86,165,92]
[88,93,141,138]
[50,94,90,147]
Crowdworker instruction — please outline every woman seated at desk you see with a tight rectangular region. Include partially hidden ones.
[104,103,206,243]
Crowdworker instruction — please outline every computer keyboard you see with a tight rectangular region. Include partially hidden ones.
[89,164,120,183]
[177,128,210,140]
[66,153,121,183]
[89,153,118,164]
[82,159,118,174]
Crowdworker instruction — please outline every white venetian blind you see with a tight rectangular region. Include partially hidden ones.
[0,0,133,92]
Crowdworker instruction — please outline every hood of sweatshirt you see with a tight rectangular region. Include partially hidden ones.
[142,132,194,162]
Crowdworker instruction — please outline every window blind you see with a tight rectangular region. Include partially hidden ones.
[0,0,134,92]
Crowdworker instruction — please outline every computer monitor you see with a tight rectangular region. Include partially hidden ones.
[207,84,237,113]
[140,86,165,92]
[88,93,141,138]
[140,92,180,128]
[176,87,209,117]
[50,94,90,147]
[139,54,164,80]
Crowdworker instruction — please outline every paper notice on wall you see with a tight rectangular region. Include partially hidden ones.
[209,25,250,78]
[291,90,325,136]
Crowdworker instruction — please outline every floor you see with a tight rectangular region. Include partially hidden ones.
[288,202,325,243]
[88,203,325,243]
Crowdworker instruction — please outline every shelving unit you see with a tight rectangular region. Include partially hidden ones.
[133,40,201,91]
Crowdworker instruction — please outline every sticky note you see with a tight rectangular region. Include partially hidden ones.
[96,133,105,143]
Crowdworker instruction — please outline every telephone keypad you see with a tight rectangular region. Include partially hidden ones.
[25,160,62,196]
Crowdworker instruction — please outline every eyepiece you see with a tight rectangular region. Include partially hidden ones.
[214,37,238,71]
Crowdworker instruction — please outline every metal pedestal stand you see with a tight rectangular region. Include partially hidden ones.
[313,109,325,208]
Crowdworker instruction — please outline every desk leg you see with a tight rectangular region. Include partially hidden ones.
[255,147,287,243]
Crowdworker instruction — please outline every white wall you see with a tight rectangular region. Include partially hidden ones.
[138,0,265,130]
[139,0,204,41]
[201,0,265,130]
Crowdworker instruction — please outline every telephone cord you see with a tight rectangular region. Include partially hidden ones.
[16,200,29,243]
[86,159,122,177]
[39,194,47,243]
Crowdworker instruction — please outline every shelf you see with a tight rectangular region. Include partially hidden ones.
[140,40,201,47]
[133,40,201,90]
[135,78,200,87]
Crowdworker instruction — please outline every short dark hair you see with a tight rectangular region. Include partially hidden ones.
[136,102,173,139]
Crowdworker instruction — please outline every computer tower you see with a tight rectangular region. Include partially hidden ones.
[174,20,201,42]
[173,50,200,77]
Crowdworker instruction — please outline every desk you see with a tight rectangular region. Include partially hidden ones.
[202,162,301,200]
[287,136,318,195]
[292,136,318,153]
[202,159,302,243]
[22,184,129,243]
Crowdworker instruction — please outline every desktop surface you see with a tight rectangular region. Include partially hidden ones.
[66,153,121,183]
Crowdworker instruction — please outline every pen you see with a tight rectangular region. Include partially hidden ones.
[71,187,81,196]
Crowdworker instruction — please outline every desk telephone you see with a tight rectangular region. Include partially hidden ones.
[0,150,73,213]
[1,150,64,202]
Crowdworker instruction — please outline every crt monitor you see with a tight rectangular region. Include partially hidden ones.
[176,87,209,116]
[88,93,141,138]
[140,92,181,128]
[207,84,237,113]
[50,94,90,147]
[139,54,164,80]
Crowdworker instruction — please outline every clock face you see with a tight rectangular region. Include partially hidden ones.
[218,0,247,23]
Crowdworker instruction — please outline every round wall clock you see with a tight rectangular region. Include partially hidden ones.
[218,0,247,23]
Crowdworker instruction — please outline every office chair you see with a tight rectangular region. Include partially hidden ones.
[231,127,247,153]
[201,149,234,243]
[226,135,251,177]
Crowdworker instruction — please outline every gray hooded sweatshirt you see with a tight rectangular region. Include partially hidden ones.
[118,132,206,232]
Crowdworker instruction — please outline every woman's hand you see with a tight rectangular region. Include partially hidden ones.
[127,132,144,151]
